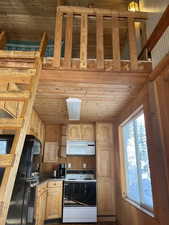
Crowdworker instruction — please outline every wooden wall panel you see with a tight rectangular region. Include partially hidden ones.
[114,85,169,225]
[152,74,169,193]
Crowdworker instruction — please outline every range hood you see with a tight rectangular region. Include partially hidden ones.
[66,141,96,156]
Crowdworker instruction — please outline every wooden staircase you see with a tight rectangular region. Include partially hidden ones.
[0,31,48,225]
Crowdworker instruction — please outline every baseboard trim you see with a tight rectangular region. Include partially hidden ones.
[97,215,116,222]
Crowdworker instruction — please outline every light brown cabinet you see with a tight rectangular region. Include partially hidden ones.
[97,148,112,177]
[35,180,63,225]
[43,142,59,163]
[81,124,95,141]
[96,123,115,220]
[97,178,114,215]
[46,181,63,219]
[67,124,95,141]
[67,124,81,140]
[35,182,47,225]
[96,123,113,147]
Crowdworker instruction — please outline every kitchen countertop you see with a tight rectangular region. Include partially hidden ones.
[39,177,96,185]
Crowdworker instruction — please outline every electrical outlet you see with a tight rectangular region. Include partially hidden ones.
[83,163,87,169]
[68,163,71,168]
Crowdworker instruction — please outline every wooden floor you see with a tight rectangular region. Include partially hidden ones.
[47,223,117,225]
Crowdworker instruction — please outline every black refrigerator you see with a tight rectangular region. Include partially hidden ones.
[0,135,41,225]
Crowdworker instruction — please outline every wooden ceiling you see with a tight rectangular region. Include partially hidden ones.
[35,81,141,124]
[33,63,151,124]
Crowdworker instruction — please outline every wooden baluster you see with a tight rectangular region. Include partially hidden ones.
[39,32,48,58]
[96,14,104,70]
[128,18,138,70]
[80,13,88,69]
[53,11,63,67]
[140,21,148,60]
[64,13,73,68]
[112,16,120,71]
[0,31,6,49]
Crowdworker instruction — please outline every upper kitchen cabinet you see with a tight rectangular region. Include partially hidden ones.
[43,142,59,163]
[81,124,95,141]
[67,124,95,141]
[96,123,113,147]
[67,124,81,140]
[43,125,61,163]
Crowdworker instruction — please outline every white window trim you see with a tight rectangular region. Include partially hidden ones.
[119,107,154,215]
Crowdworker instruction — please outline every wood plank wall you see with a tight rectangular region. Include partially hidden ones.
[114,85,169,225]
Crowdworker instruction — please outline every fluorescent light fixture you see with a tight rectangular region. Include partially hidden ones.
[66,98,81,120]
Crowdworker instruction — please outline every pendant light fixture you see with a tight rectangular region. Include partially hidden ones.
[128,1,139,12]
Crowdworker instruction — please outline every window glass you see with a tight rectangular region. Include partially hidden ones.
[134,113,153,208]
[122,111,153,210]
[123,121,140,203]
[0,141,7,154]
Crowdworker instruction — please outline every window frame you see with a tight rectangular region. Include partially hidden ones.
[119,106,154,214]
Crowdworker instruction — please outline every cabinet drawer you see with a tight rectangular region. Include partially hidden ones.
[48,181,63,188]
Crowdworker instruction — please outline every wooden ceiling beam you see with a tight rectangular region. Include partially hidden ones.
[40,69,148,85]
[58,6,148,19]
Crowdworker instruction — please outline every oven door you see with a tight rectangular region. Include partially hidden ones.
[64,181,96,207]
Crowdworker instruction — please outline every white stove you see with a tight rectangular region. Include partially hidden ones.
[63,170,97,223]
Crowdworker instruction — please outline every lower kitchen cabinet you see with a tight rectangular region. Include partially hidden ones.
[35,180,63,225]
[97,178,114,215]
[46,181,63,219]
[35,182,47,225]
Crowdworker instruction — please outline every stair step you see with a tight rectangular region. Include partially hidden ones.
[0,90,30,101]
[0,154,14,167]
[0,50,38,59]
[0,68,36,84]
[0,118,23,129]
[0,59,34,69]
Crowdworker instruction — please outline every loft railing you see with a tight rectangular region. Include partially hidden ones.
[53,6,148,71]
[138,5,169,60]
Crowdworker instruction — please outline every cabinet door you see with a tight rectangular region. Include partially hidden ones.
[97,148,112,177]
[96,123,113,146]
[43,142,59,163]
[35,183,47,225]
[46,187,63,219]
[81,124,95,141]
[97,178,115,216]
[67,124,81,140]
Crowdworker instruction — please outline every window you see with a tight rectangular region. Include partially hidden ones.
[121,110,153,211]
